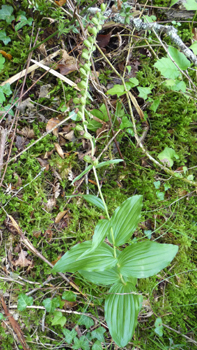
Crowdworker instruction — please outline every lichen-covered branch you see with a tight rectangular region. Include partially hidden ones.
[88,7,197,66]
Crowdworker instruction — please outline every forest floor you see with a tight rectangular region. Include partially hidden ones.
[0,0,197,349]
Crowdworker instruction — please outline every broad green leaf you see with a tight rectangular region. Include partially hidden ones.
[0,30,11,45]
[184,0,197,10]
[118,241,178,278]
[71,164,93,185]
[62,328,77,344]
[52,241,117,273]
[91,327,106,342]
[87,118,102,131]
[105,282,142,347]
[51,311,67,327]
[83,194,105,211]
[168,46,190,70]
[0,313,5,320]
[158,147,179,167]
[42,297,60,313]
[92,219,111,249]
[62,291,76,302]
[137,87,152,100]
[78,315,94,329]
[108,195,143,247]
[154,58,180,79]
[17,294,33,311]
[79,267,121,285]
[190,41,197,54]
[95,159,123,168]
[0,5,15,24]
[0,91,5,103]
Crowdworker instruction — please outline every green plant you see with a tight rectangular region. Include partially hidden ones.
[52,194,178,347]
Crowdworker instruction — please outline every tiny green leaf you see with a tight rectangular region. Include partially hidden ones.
[95,159,123,168]
[118,241,178,278]
[92,340,103,350]
[62,328,78,344]
[71,165,93,185]
[154,317,163,336]
[0,5,15,24]
[0,30,11,45]
[83,194,105,211]
[78,315,94,329]
[91,327,106,342]
[42,297,60,313]
[51,311,67,327]
[62,291,76,302]
[190,41,197,54]
[158,147,179,167]
[137,87,152,100]
[107,84,125,97]
[17,294,33,311]
[0,54,5,71]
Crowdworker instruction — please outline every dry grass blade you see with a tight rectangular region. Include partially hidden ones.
[30,59,80,90]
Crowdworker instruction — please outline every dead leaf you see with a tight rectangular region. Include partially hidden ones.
[45,198,56,211]
[55,211,67,224]
[96,32,112,48]
[37,157,50,171]
[54,181,60,199]
[17,127,35,139]
[54,143,64,158]
[13,250,33,268]
[0,50,12,60]
[55,0,67,6]
[39,84,51,98]
[63,300,77,309]
[46,118,60,137]
[57,50,78,75]
[59,130,76,142]
[44,229,53,242]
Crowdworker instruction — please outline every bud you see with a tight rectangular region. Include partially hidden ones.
[83,155,92,163]
[75,124,84,132]
[93,158,99,167]
[91,17,99,25]
[73,98,80,104]
[101,3,106,12]
[83,131,92,140]
[84,39,91,48]
[80,97,86,105]
[82,52,89,60]
[77,81,86,89]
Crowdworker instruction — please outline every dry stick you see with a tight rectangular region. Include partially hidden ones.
[6,215,85,295]
[0,295,31,350]
[163,323,197,346]
[0,127,7,177]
